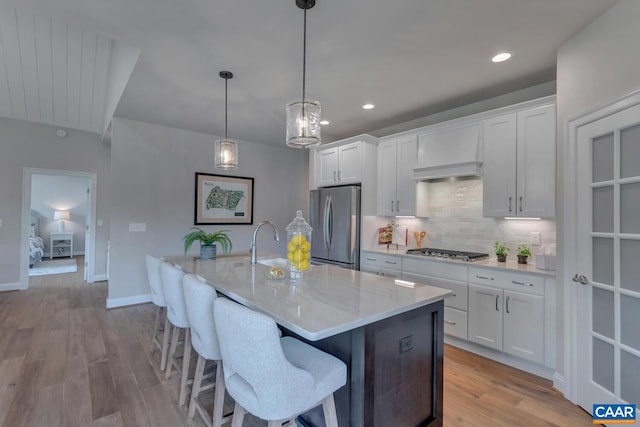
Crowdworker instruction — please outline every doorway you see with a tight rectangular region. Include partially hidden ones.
[20,168,97,288]
[565,92,640,414]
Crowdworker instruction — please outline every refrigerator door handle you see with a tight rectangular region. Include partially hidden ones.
[327,196,333,247]
[323,195,331,249]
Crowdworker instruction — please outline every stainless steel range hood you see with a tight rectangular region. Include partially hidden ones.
[412,123,483,181]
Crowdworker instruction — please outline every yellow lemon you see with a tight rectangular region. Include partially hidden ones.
[287,241,298,252]
[301,241,311,252]
[290,234,304,245]
[292,249,303,263]
[287,251,294,262]
[300,259,309,271]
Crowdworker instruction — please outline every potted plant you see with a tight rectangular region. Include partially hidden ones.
[517,243,532,264]
[183,227,232,260]
[494,241,510,263]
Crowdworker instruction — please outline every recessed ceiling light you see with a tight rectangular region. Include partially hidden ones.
[492,52,512,63]
[320,120,330,125]
[362,104,375,110]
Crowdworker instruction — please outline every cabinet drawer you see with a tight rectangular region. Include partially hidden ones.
[402,257,468,282]
[361,253,402,269]
[402,272,468,311]
[469,267,544,296]
[444,307,468,340]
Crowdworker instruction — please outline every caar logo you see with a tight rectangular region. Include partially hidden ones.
[593,404,636,424]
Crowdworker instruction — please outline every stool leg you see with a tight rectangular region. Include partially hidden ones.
[160,314,171,371]
[212,361,226,427]
[151,305,162,353]
[179,328,192,406]
[188,354,206,419]
[165,325,180,380]
[322,394,338,427]
[230,403,246,427]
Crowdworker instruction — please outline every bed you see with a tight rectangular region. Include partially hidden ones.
[29,211,45,267]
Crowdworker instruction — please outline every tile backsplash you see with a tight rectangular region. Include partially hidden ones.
[363,177,556,258]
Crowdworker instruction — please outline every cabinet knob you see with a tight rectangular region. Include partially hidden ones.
[519,196,523,212]
[508,196,512,212]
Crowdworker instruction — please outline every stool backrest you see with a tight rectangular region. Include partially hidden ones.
[160,262,189,328]
[182,274,221,360]
[145,254,166,307]
[213,298,313,412]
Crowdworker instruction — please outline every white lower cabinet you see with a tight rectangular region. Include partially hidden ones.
[360,252,402,277]
[468,268,545,364]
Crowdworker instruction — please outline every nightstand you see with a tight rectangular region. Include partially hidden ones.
[50,232,73,259]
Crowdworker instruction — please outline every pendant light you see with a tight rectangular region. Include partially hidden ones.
[286,0,321,148]
[215,71,239,169]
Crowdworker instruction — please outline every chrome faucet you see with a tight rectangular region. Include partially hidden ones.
[250,221,280,264]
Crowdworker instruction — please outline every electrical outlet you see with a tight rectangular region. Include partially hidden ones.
[399,335,413,353]
[129,222,147,232]
[530,231,541,245]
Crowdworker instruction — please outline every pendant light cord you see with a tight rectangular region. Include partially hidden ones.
[301,4,307,136]
[224,77,228,139]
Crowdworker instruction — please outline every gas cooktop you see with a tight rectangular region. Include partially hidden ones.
[406,247,489,262]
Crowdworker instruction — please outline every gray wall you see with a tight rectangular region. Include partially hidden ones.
[0,117,111,285]
[108,118,309,305]
[555,0,640,379]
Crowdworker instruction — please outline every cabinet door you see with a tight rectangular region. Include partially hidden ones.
[516,104,556,217]
[468,284,502,351]
[395,136,417,216]
[337,142,362,183]
[503,290,544,363]
[377,139,397,216]
[318,147,339,186]
[482,113,517,217]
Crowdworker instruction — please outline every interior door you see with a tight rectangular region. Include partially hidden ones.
[575,103,640,412]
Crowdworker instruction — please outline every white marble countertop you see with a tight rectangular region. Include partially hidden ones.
[362,247,556,277]
[164,254,451,341]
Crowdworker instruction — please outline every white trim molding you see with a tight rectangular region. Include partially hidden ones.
[93,274,108,282]
[0,282,25,292]
[106,293,151,309]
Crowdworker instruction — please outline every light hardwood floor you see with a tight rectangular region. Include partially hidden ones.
[0,258,592,427]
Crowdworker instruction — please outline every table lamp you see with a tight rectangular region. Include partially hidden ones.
[53,210,70,233]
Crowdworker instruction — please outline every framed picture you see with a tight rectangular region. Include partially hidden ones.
[194,172,254,225]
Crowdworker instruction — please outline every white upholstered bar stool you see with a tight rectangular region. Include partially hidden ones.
[182,274,231,427]
[159,261,192,406]
[213,298,347,427]
[145,254,169,370]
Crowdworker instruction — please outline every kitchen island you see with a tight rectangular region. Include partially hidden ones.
[165,254,451,427]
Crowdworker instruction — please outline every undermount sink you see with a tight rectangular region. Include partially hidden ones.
[257,257,289,268]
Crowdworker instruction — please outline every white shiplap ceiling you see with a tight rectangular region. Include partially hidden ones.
[0,0,621,145]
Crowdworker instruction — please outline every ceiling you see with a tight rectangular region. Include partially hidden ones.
[0,0,619,146]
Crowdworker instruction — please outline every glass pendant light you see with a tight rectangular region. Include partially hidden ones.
[286,0,321,148]
[215,71,239,169]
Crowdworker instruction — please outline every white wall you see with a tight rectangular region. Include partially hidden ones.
[31,174,91,256]
[556,0,640,383]
[108,118,309,306]
[0,117,111,286]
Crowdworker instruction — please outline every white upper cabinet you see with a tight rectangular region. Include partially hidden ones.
[483,102,556,218]
[317,141,362,186]
[377,135,418,216]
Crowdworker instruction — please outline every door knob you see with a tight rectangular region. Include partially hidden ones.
[572,274,589,285]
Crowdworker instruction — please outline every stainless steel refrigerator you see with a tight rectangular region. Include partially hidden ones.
[309,185,361,270]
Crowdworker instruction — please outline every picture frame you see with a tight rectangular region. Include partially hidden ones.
[194,172,254,225]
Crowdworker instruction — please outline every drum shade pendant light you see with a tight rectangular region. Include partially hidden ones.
[286,0,321,148]
[215,71,238,169]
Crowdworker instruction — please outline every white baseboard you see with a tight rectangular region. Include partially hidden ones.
[0,282,24,292]
[93,274,108,282]
[553,372,565,394]
[445,336,555,380]
[106,293,151,309]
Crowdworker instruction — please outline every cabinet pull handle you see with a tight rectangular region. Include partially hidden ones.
[495,294,500,311]
[519,196,523,212]
[508,196,512,212]
[333,171,336,181]
[512,280,534,287]
[444,320,457,325]
[384,260,396,265]
[365,258,376,261]
[391,200,394,212]
[337,170,341,181]
[380,272,385,276]
[475,275,494,281]
[506,296,510,314]
[396,200,400,212]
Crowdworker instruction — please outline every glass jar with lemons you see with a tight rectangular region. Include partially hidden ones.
[285,210,312,279]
